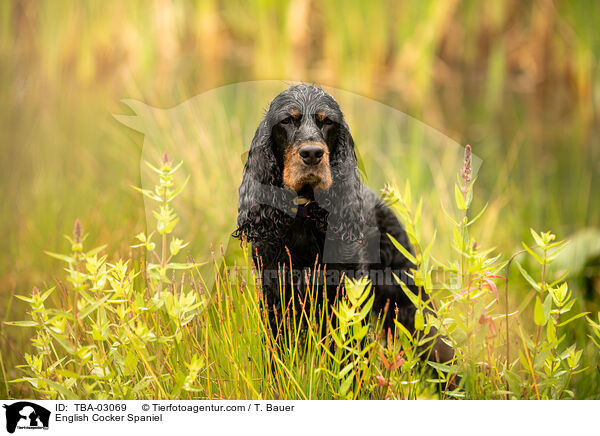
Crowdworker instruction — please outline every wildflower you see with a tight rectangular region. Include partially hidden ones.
[461,144,472,183]
[73,218,82,245]
[71,218,83,253]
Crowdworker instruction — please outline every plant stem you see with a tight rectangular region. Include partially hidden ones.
[504,249,525,375]
[529,246,548,389]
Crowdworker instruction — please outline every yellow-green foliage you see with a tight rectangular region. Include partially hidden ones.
[6,153,598,399]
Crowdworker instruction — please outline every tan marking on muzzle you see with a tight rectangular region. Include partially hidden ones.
[283,142,332,192]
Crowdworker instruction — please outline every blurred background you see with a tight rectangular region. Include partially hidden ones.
[1,0,599,393]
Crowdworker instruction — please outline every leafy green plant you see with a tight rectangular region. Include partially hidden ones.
[7,153,206,399]
[383,145,507,399]
[6,151,597,400]
[380,145,595,400]
[132,152,194,284]
[317,277,375,399]
[379,180,450,399]
[509,230,589,399]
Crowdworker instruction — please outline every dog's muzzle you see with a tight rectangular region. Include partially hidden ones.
[283,142,332,193]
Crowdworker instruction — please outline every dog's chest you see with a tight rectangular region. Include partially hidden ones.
[284,217,325,266]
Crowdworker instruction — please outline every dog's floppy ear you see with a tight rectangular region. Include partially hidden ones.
[234,118,290,242]
[317,120,365,243]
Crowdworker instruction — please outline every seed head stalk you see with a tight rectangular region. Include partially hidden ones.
[460,145,474,396]
[161,152,170,269]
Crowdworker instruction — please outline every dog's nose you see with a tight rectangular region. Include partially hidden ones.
[299,144,324,165]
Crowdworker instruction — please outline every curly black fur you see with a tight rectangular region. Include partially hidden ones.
[234,85,450,361]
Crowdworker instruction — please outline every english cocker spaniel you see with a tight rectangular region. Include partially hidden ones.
[234,85,451,360]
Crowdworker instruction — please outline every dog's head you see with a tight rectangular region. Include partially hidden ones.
[268,85,345,194]
[235,85,364,242]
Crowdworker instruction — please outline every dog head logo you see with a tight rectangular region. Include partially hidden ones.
[2,402,50,433]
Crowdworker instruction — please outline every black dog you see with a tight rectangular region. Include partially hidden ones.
[234,85,451,361]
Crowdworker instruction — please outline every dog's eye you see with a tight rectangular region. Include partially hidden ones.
[280,116,292,125]
[319,116,333,126]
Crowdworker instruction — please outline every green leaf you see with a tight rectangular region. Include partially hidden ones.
[167,175,190,201]
[415,310,424,331]
[352,324,369,341]
[339,373,354,397]
[124,351,140,374]
[521,242,544,264]
[329,326,343,348]
[14,295,33,303]
[542,294,552,323]
[530,229,545,248]
[339,362,355,378]
[144,160,163,175]
[534,297,546,326]
[427,361,458,374]
[4,320,38,327]
[158,217,179,235]
[533,349,551,370]
[169,238,188,256]
[356,295,375,321]
[453,226,465,252]
[135,232,147,243]
[440,201,459,226]
[516,262,541,291]
[465,203,488,227]
[44,378,79,400]
[465,185,473,208]
[394,275,421,309]
[78,295,110,319]
[86,244,107,257]
[48,331,76,354]
[549,270,570,288]
[167,160,184,175]
[567,348,582,369]
[422,230,437,262]
[455,184,466,210]
[387,234,416,265]
[56,369,82,379]
[557,311,590,327]
[44,251,74,263]
[504,370,522,397]
[558,299,575,314]
[393,319,415,343]
[132,185,162,202]
[131,377,154,396]
[547,320,556,342]
[40,287,56,302]
[167,262,206,270]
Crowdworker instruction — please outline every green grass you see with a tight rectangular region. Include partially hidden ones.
[4,152,599,399]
